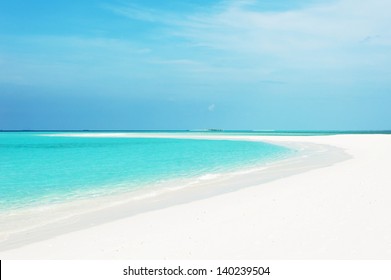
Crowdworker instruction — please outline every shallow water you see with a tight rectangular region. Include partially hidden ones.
[0,132,293,210]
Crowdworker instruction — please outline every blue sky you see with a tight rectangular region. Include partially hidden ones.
[0,0,390,130]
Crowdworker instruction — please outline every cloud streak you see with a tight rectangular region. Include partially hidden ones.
[172,0,391,86]
[105,0,391,87]
[174,0,391,56]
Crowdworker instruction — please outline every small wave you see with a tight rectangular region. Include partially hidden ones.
[198,173,221,180]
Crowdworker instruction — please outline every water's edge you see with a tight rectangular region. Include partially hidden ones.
[0,136,351,252]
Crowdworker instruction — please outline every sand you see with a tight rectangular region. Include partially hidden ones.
[0,134,390,259]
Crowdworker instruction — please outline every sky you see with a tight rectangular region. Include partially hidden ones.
[0,0,390,130]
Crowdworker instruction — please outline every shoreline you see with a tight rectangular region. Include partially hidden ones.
[1,134,390,259]
[1,135,343,251]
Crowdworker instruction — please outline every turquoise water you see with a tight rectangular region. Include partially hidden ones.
[0,132,293,210]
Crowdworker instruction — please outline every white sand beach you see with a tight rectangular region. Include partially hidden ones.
[0,134,390,259]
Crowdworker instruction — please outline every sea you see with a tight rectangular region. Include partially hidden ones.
[0,131,296,211]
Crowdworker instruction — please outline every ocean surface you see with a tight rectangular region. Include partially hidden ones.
[0,132,293,211]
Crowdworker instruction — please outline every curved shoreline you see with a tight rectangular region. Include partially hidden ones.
[0,134,350,253]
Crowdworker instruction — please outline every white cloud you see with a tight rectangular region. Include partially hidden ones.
[103,3,182,25]
[174,0,391,61]
[104,4,157,22]
[150,59,202,66]
[156,0,390,87]
[103,0,391,64]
